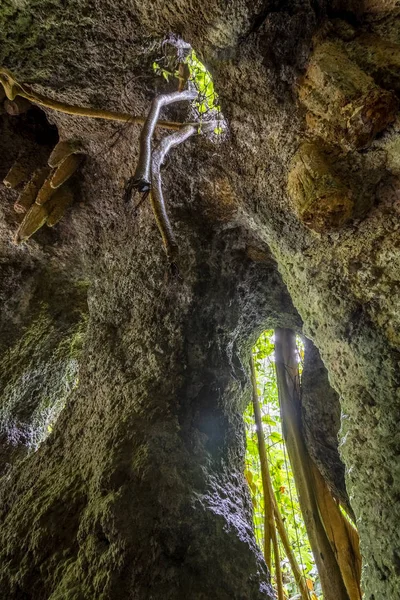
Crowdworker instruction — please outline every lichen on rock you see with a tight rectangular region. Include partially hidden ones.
[0,280,88,475]
[288,141,354,232]
[298,40,398,149]
[0,1,399,599]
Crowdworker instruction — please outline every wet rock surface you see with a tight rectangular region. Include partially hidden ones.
[0,1,399,599]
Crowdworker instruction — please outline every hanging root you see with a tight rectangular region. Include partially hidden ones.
[150,124,196,262]
[0,67,183,131]
[3,160,30,189]
[14,203,48,243]
[46,185,74,227]
[48,140,84,168]
[132,89,197,193]
[14,167,50,213]
[50,153,84,189]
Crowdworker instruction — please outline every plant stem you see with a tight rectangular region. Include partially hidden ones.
[251,353,310,599]
[249,356,280,592]
[150,125,196,262]
[274,328,352,600]
[133,89,197,191]
[0,68,183,130]
[273,503,311,600]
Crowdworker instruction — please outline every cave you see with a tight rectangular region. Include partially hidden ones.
[0,1,399,599]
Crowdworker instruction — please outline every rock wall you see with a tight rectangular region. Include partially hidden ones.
[0,0,399,598]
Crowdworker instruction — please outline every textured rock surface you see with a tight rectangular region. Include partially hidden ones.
[0,274,87,475]
[298,40,398,149]
[0,1,399,599]
[287,141,354,232]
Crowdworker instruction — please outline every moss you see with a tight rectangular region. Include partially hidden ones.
[0,0,95,81]
[345,34,400,95]
[384,132,400,175]
[0,2,399,599]
[0,289,87,470]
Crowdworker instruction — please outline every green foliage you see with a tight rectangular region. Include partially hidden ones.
[185,49,220,116]
[245,331,322,599]
[152,47,224,133]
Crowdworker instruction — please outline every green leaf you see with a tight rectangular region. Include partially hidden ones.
[245,329,316,589]
[262,414,276,426]
[270,431,283,444]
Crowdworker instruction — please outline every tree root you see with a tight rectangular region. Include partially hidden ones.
[150,125,196,262]
[132,89,197,192]
[0,67,183,131]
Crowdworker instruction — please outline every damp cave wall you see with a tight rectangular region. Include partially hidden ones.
[0,0,399,599]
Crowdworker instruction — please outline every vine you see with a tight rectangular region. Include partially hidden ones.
[0,39,226,256]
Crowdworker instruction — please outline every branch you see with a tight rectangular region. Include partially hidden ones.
[274,328,355,600]
[132,89,197,192]
[150,124,196,262]
[0,68,183,131]
[249,356,273,569]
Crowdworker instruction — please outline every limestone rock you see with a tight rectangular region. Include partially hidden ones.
[298,41,398,149]
[288,142,354,232]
